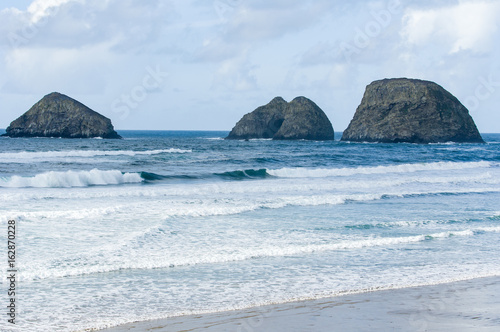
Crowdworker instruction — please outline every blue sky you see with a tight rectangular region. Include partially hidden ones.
[1,0,499,132]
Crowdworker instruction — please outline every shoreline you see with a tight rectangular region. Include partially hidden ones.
[100,276,500,331]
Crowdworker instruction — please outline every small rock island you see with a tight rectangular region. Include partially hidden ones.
[3,92,121,139]
[341,78,484,143]
[226,96,334,140]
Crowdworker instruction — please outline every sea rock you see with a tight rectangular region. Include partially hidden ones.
[226,96,334,140]
[341,78,484,143]
[3,92,121,139]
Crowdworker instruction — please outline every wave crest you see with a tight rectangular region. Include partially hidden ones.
[0,149,192,163]
[215,169,269,180]
[268,161,492,178]
[0,169,143,188]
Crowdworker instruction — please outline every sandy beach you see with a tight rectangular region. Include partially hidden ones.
[102,276,500,332]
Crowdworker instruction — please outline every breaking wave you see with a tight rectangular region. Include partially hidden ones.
[0,169,144,188]
[0,148,192,163]
[267,161,492,178]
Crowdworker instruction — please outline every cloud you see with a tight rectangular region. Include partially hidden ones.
[225,1,329,42]
[212,52,258,91]
[193,1,334,62]
[27,0,76,23]
[1,0,173,51]
[3,43,113,94]
[299,42,339,66]
[0,0,499,131]
[401,0,500,54]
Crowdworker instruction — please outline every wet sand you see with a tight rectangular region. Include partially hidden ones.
[102,276,500,332]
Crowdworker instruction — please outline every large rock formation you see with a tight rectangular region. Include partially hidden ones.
[3,92,121,139]
[341,78,484,143]
[226,96,334,140]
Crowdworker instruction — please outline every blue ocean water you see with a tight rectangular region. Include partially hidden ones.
[1,130,500,331]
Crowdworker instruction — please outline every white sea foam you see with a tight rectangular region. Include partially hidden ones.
[0,148,192,162]
[268,161,492,178]
[0,169,143,188]
[476,226,500,233]
[19,228,480,281]
[1,206,126,222]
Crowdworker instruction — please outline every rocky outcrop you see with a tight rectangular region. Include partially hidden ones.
[341,78,484,143]
[3,92,121,139]
[226,96,334,140]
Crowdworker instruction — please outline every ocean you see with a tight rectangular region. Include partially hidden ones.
[1,130,500,331]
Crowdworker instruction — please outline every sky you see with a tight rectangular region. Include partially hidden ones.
[0,0,499,132]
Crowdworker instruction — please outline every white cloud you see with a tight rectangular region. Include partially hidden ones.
[212,53,258,91]
[299,42,339,66]
[1,0,173,50]
[27,0,77,23]
[226,2,329,42]
[3,43,113,94]
[402,0,500,54]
